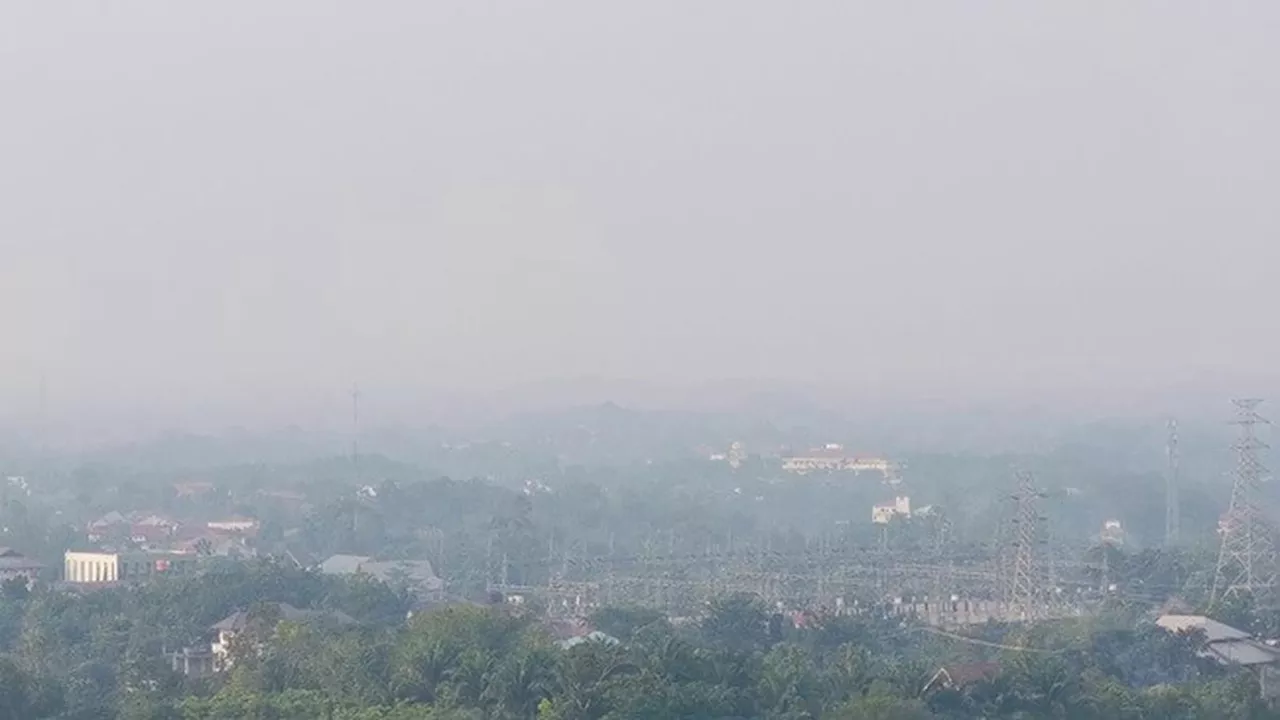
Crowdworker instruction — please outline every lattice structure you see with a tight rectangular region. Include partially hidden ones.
[1006,470,1045,621]
[1212,399,1277,606]
[1166,418,1180,546]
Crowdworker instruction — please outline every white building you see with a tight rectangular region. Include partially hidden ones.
[207,517,259,533]
[782,444,894,478]
[872,496,912,524]
[63,550,197,584]
[1100,519,1125,546]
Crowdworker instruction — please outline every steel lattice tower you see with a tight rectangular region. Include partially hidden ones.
[1007,470,1044,621]
[1165,418,1180,546]
[1212,399,1276,605]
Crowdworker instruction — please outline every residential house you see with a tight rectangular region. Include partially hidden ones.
[89,512,181,545]
[1157,614,1280,667]
[922,663,1002,694]
[210,602,354,671]
[174,534,256,559]
[537,618,620,649]
[1157,614,1280,701]
[86,511,127,542]
[319,554,444,601]
[167,646,215,678]
[6,476,30,497]
[0,548,43,587]
[1101,519,1125,546]
[130,521,179,547]
[277,545,317,571]
[172,481,216,498]
[872,496,912,524]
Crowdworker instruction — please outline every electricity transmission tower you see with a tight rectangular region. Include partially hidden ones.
[1212,399,1276,606]
[1166,418,1180,546]
[1006,470,1045,621]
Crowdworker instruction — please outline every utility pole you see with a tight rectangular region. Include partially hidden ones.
[1212,399,1276,606]
[1166,418,1181,546]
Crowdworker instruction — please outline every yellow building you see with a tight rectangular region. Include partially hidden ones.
[63,550,197,584]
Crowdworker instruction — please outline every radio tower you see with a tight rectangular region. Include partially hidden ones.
[1006,470,1045,621]
[1165,418,1180,546]
[1211,399,1276,606]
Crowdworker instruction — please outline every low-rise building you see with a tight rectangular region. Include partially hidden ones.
[211,602,354,671]
[206,517,259,534]
[173,481,216,498]
[1157,613,1280,702]
[922,663,1001,694]
[167,646,215,678]
[872,496,912,524]
[319,554,444,601]
[1157,614,1280,667]
[0,548,43,586]
[1101,519,1125,546]
[88,512,181,544]
[63,550,198,584]
[782,444,895,479]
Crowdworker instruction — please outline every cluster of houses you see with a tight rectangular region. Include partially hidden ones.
[84,510,262,559]
[172,594,618,678]
[55,509,269,588]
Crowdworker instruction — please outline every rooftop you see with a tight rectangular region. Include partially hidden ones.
[1157,614,1251,642]
[0,549,41,571]
[1157,614,1280,668]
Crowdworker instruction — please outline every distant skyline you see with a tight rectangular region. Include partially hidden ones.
[2,3,1278,431]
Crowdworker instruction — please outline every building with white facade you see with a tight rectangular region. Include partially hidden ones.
[782,444,895,480]
[872,496,912,524]
[63,550,198,584]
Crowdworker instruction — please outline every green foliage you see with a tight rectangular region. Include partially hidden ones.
[825,694,934,720]
[587,607,665,642]
[701,592,771,653]
[0,558,1273,719]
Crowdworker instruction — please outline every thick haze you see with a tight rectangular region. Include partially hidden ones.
[2,3,1278,430]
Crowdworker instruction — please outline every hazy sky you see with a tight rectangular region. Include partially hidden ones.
[2,3,1278,424]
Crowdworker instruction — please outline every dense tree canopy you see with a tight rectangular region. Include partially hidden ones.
[0,561,1263,719]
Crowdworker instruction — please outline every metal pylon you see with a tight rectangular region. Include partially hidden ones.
[1166,418,1181,546]
[1212,399,1276,606]
[1007,470,1044,621]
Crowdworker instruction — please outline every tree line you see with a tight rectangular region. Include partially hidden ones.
[0,561,1270,719]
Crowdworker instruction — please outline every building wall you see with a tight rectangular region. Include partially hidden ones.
[207,520,257,532]
[64,552,120,583]
[63,551,199,583]
[212,629,236,670]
